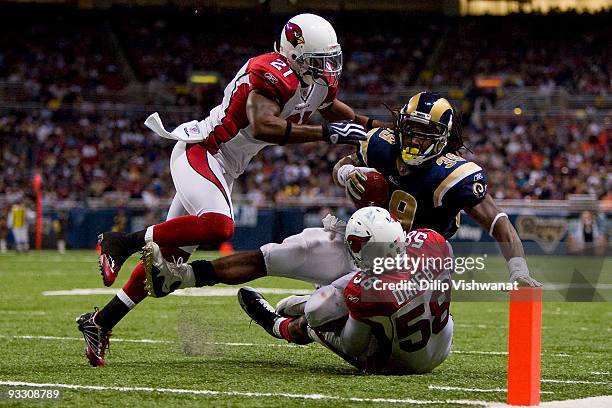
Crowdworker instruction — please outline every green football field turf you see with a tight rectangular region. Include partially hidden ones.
[0,250,610,407]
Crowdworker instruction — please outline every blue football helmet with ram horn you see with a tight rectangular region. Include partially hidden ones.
[395,92,454,166]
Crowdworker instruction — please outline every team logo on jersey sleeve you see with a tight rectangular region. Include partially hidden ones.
[284,22,305,47]
[472,182,486,198]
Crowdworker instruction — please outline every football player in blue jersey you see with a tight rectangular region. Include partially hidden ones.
[334,91,541,287]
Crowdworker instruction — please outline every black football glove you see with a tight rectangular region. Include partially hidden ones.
[322,121,367,145]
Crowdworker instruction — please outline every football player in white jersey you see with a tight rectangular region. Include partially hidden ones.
[239,207,454,374]
[76,13,388,367]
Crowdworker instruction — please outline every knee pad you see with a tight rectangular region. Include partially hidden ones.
[304,285,349,330]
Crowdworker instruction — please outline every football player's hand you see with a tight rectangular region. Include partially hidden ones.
[322,121,367,145]
[346,169,368,201]
[510,271,543,288]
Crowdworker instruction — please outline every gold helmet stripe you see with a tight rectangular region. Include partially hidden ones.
[429,98,453,123]
[403,92,424,114]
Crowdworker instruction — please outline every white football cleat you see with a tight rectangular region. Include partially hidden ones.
[142,242,193,297]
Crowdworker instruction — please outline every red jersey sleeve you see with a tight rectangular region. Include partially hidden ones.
[247,54,298,108]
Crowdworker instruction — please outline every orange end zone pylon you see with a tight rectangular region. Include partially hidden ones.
[507,287,543,406]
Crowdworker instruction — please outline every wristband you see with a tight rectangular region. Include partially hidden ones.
[488,212,508,236]
[280,121,292,146]
[336,164,356,187]
[366,118,374,131]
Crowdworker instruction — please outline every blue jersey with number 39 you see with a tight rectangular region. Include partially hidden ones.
[356,128,488,238]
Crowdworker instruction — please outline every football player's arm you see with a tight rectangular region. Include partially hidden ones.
[465,195,542,287]
[319,99,392,129]
[247,91,324,144]
[246,92,366,145]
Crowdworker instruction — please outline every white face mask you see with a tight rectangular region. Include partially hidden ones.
[300,48,343,87]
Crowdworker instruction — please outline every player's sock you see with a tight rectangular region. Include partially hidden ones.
[94,263,147,329]
[123,230,146,252]
[94,294,131,329]
[272,317,295,342]
[146,213,234,247]
[190,260,219,287]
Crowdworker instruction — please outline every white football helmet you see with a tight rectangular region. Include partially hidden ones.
[345,207,406,272]
[277,13,342,87]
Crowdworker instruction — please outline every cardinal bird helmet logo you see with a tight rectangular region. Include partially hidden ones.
[284,22,305,47]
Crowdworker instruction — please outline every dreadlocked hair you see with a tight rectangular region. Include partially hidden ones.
[442,109,470,155]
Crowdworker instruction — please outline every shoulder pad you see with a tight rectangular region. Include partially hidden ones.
[247,54,298,106]
[432,155,487,208]
[357,127,396,170]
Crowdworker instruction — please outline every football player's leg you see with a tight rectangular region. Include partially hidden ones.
[415,314,454,374]
[262,227,356,285]
[98,142,234,285]
[144,227,353,297]
[238,277,352,345]
[96,195,194,326]
[236,287,313,345]
[303,278,350,331]
[143,246,266,297]
[77,197,194,367]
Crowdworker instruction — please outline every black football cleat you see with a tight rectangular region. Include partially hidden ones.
[98,232,133,286]
[76,309,112,367]
[237,286,282,339]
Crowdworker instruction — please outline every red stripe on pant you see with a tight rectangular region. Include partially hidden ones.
[185,143,232,217]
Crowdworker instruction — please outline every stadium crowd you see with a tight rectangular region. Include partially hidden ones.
[1,8,609,106]
[1,108,609,204]
[0,7,610,206]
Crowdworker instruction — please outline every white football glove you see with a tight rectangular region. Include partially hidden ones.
[346,169,368,201]
[508,257,542,287]
[510,272,543,288]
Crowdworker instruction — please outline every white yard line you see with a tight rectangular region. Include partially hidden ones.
[41,287,313,297]
[0,380,487,406]
[451,350,570,358]
[590,372,610,375]
[4,310,48,315]
[428,385,554,394]
[0,335,300,348]
[0,335,171,344]
[541,379,610,385]
[2,335,578,356]
[452,350,507,356]
[206,341,300,348]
